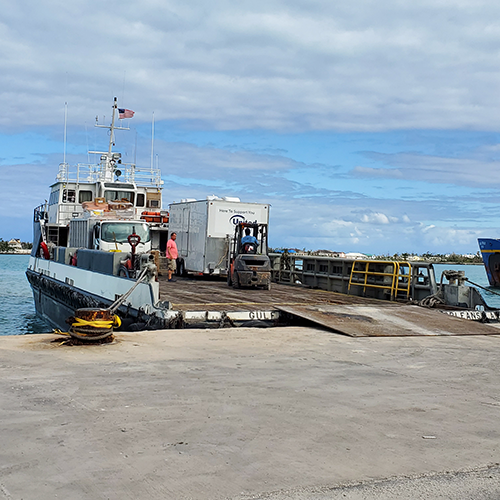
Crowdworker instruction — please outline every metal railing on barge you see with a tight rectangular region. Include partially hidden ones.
[348,260,412,300]
[269,253,438,302]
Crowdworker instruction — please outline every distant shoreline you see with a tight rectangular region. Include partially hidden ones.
[0,252,484,264]
[432,261,482,265]
[0,253,483,262]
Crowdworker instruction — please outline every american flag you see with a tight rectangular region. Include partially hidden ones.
[118,108,135,119]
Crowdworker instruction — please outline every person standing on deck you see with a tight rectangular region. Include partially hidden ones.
[166,232,178,282]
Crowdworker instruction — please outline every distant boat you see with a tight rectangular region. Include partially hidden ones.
[478,238,500,286]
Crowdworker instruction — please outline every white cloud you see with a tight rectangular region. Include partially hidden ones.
[360,213,390,224]
[2,1,500,131]
[415,226,484,250]
[353,151,500,188]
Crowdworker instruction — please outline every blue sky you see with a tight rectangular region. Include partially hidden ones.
[1,0,500,255]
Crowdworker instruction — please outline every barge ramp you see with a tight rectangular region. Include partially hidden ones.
[157,276,500,337]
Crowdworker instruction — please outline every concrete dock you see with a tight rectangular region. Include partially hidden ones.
[1,326,500,499]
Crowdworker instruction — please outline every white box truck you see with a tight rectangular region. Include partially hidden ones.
[168,197,270,275]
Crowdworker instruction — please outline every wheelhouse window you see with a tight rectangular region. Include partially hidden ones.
[136,193,145,207]
[100,222,150,243]
[78,190,93,203]
[49,189,60,205]
[104,190,135,204]
[62,189,76,203]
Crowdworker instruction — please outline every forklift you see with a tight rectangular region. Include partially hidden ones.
[227,222,272,290]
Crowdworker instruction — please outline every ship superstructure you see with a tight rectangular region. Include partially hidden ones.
[37,97,167,251]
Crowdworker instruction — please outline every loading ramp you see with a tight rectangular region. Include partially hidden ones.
[158,276,500,336]
[275,303,500,337]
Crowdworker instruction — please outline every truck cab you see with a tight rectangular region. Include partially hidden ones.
[69,218,152,253]
[92,221,151,253]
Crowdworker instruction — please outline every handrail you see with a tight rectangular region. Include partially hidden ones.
[348,260,412,300]
[56,162,163,187]
[395,262,412,300]
[269,253,436,302]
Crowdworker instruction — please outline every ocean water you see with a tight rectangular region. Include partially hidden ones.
[0,254,51,335]
[0,255,499,336]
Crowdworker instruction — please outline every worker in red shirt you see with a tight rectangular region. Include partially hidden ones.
[166,232,178,282]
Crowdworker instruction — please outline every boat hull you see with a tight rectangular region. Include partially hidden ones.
[478,238,500,287]
[27,269,114,331]
[26,257,164,332]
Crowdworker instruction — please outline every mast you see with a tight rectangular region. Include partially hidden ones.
[92,97,131,182]
[63,102,68,165]
[108,97,118,157]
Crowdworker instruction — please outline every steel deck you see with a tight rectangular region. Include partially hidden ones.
[158,275,384,311]
[158,276,500,336]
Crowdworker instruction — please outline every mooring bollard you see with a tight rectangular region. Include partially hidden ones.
[70,308,121,341]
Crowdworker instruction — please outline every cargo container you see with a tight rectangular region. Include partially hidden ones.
[168,197,270,275]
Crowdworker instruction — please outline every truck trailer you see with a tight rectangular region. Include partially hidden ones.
[168,197,270,276]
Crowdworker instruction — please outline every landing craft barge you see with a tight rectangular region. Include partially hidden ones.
[26,99,499,337]
[27,239,500,336]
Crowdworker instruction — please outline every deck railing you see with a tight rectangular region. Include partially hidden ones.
[56,162,163,187]
[269,253,437,302]
[348,260,412,300]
